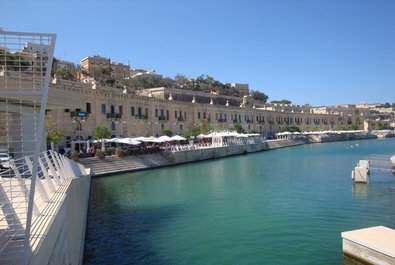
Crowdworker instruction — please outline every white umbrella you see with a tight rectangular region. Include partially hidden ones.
[171,135,187,141]
[196,134,209,139]
[157,135,172,142]
[134,136,155,142]
[116,138,141,145]
[106,138,120,143]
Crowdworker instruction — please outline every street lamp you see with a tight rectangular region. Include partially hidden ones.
[72,117,86,152]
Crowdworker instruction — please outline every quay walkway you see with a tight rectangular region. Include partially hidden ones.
[80,139,305,177]
[80,153,170,177]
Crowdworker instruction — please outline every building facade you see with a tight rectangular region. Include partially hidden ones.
[45,79,379,150]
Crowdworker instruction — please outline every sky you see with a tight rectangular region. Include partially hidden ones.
[1,0,394,106]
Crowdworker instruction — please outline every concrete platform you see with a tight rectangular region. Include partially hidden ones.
[342,226,395,265]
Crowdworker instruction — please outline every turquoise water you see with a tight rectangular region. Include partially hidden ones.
[84,138,395,265]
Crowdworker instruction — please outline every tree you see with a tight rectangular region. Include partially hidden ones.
[250,90,269,103]
[55,68,74,80]
[94,125,111,140]
[233,124,245,134]
[46,119,64,151]
[90,66,112,85]
[271,99,292,104]
[161,128,172,136]
[198,119,210,134]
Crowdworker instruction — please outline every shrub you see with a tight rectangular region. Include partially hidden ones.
[95,150,105,159]
[115,147,124,157]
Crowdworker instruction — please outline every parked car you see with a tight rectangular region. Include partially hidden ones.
[0,153,12,169]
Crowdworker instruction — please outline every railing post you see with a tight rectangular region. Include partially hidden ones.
[43,152,61,186]
[38,155,56,194]
[50,151,67,180]
[10,160,40,216]
[24,157,50,203]
[0,184,25,237]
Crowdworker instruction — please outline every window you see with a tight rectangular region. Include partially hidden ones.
[203,112,206,119]
[119,106,123,115]
[145,108,148,118]
[175,111,177,119]
[64,108,70,112]
[160,109,164,117]
[155,109,158,117]
[166,110,169,120]
[110,105,115,114]
[198,112,201,119]
[138,107,142,116]
[66,136,71,148]
[86,103,91,114]
[131,106,135,116]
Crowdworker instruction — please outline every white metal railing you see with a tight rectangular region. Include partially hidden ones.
[0,150,76,262]
[1,30,56,264]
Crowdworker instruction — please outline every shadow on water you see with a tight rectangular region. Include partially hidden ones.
[83,178,180,265]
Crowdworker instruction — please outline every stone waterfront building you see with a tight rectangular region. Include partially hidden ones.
[45,78,381,151]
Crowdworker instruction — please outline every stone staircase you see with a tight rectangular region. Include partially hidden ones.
[266,139,305,149]
[79,152,171,177]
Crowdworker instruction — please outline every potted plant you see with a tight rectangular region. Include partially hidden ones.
[115,147,123,157]
[95,150,105,160]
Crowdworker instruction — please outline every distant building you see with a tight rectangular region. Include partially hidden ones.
[111,62,129,79]
[80,55,110,74]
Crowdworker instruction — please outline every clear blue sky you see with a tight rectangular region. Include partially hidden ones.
[1,0,394,106]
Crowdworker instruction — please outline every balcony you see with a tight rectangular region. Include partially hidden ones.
[218,118,227,122]
[158,116,166,121]
[106,113,122,119]
[246,120,253,124]
[177,117,184,121]
[135,114,148,120]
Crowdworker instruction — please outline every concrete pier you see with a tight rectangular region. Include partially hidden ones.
[342,226,395,265]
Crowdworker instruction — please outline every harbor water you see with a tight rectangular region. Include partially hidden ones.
[84,138,395,265]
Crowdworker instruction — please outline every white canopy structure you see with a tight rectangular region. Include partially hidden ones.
[171,135,187,141]
[116,138,141,145]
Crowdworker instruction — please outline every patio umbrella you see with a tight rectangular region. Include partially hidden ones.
[157,135,172,142]
[171,135,187,141]
[116,138,141,145]
[196,134,209,139]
